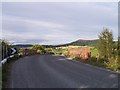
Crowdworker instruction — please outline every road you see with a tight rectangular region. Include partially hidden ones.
[10,55,119,88]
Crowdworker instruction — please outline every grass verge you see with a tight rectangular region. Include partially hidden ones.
[75,56,120,72]
[2,54,22,88]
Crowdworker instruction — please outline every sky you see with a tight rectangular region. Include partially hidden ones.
[1,2,118,45]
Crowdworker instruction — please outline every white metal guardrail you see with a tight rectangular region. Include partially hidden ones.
[1,48,18,65]
[1,55,15,65]
[0,53,22,66]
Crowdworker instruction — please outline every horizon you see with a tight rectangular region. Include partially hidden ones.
[1,2,118,45]
[13,38,99,45]
[12,38,119,46]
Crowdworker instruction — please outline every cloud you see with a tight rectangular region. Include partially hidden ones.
[3,15,64,31]
[2,30,50,44]
[2,0,119,2]
[2,2,118,44]
[2,15,75,44]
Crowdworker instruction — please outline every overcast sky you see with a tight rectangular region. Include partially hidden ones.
[2,2,118,45]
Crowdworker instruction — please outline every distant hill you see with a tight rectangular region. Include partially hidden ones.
[13,44,33,49]
[67,39,99,46]
[13,39,99,49]
[44,39,99,47]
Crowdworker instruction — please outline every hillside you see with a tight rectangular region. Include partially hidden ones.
[68,39,99,46]
[45,39,99,47]
[13,39,99,49]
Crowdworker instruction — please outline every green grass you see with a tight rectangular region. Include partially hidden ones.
[91,48,98,57]
[52,48,66,55]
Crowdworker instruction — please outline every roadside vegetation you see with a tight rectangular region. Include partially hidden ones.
[96,28,120,71]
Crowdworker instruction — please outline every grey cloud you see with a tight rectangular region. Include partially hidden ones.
[2,2,118,44]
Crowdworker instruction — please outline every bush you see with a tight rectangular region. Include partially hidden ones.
[91,48,98,57]
[103,56,118,71]
[37,49,42,54]
[51,48,66,55]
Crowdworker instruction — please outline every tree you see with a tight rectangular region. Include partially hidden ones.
[118,37,120,55]
[97,28,114,62]
[117,37,120,70]
[0,39,12,59]
[32,44,46,54]
[32,44,43,50]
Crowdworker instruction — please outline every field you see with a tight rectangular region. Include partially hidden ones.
[91,48,98,57]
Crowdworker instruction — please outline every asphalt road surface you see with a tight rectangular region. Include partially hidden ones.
[10,55,119,88]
